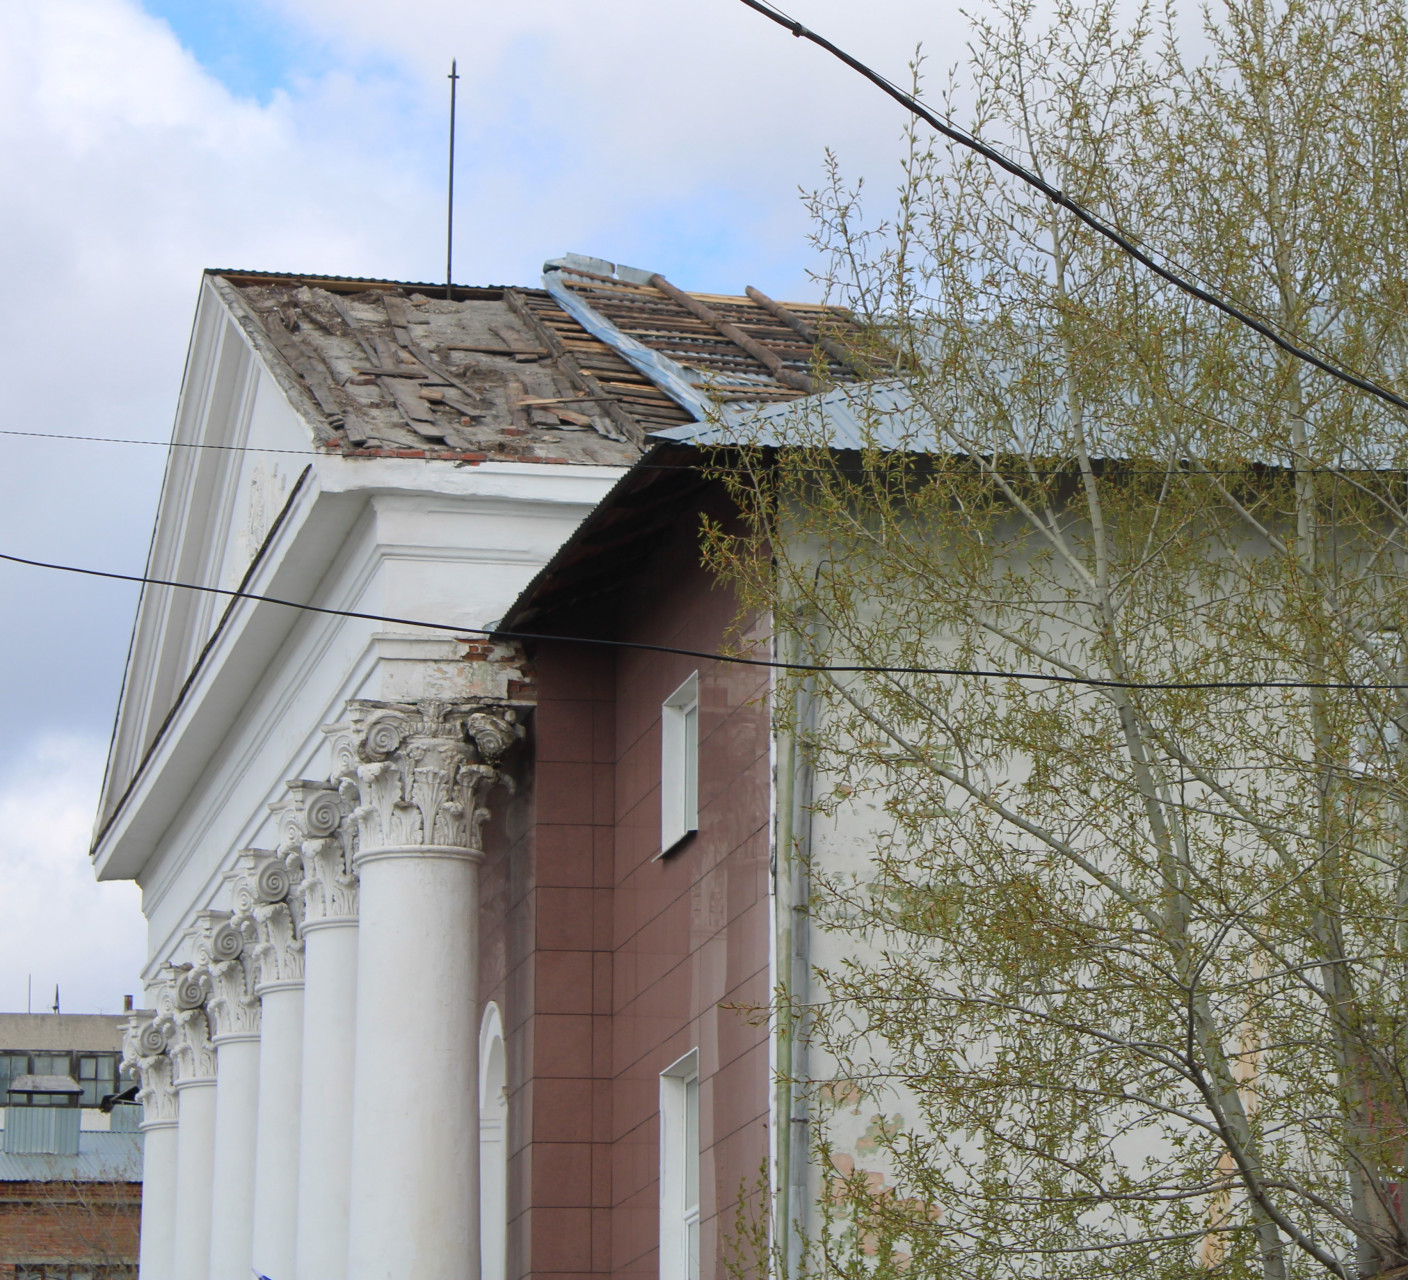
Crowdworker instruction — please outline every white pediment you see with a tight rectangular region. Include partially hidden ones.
[94,277,324,842]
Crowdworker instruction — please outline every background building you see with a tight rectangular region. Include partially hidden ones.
[0,1013,143,1279]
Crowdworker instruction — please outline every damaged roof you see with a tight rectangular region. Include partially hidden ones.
[211,257,865,466]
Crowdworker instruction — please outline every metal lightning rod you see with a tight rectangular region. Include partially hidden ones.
[446,58,460,301]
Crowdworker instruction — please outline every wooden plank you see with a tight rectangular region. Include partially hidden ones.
[444,343,548,358]
[381,373,439,425]
[746,285,858,371]
[380,294,414,348]
[256,311,349,435]
[503,289,644,447]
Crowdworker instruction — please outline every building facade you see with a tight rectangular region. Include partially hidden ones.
[93,258,856,1280]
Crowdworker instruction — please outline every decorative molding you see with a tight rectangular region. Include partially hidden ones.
[191,911,261,1042]
[273,779,359,927]
[230,848,305,990]
[326,700,520,861]
[154,964,216,1084]
[121,1015,177,1126]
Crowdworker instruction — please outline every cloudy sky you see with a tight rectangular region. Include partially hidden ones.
[0,0,962,1013]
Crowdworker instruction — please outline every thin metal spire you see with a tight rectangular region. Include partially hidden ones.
[446,59,460,301]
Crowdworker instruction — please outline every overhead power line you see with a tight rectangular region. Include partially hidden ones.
[11,424,1408,478]
[2,548,1404,693]
[734,0,1408,417]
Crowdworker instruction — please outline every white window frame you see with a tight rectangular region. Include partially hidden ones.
[659,1049,701,1280]
[479,1002,508,1280]
[660,672,700,855]
[1351,629,1403,775]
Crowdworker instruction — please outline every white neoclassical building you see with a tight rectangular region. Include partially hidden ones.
[94,260,857,1280]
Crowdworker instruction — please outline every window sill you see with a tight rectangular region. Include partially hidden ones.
[653,828,698,862]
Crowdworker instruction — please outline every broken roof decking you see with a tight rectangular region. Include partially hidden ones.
[214,271,646,466]
[547,262,863,411]
[211,265,864,464]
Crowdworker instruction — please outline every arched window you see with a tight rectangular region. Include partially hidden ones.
[480,1002,508,1280]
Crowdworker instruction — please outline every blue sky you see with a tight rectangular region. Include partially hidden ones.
[138,0,314,103]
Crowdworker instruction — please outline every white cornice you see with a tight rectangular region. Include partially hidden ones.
[94,459,622,887]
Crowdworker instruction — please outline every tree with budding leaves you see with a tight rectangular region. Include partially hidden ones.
[709,0,1408,1275]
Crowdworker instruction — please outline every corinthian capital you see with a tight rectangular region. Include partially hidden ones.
[326,700,521,858]
[228,849,305,989]
[153,964,216,1084]
[121,1016,177,1126]
[190,911,260,1041]
[272,778,358,927]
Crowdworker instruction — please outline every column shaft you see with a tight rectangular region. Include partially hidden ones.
[347,849,482,1280]
[208,1035,261,1280]
[136,1121,178,1280]
[252,983,304,1279]
[171,1080,218,1280]
[295,920,359,1280]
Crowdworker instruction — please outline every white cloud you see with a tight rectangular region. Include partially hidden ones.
[0,733,145,1015]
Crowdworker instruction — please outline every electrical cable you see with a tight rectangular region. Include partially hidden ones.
[734,0,1408,417]
[0,427,321,456]
[3,548,1403,693]
[8,424,1408,477]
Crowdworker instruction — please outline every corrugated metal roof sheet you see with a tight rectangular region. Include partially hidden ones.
[0,1130,142,1183]
[655,379,928,449]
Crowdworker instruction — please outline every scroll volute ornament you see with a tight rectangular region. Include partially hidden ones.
[333,700,522,854]
[272,779,358,925]
[121,1015,177,1125]
[231,849,305,988]
[154,964,216,1084]
[192,910,261,1040]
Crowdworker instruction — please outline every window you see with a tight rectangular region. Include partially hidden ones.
[660,672,700,855]
[1351,629,1404,776]
[660,1050,701,1280]
[0,1053,122,1108]
[480,1004,508,1280]
[75,1054,118,1108]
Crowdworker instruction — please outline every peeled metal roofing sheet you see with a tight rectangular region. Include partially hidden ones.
[0,1130,143,1182]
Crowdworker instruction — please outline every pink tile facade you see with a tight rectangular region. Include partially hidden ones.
[480,513,772,1280]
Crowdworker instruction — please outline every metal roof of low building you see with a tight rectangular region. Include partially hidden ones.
[655,378,920,449]
[0,1130,142,1183]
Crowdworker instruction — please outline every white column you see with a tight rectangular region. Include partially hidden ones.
[174,1081,218,1279]
[196,912,262,1280]
[122,1015,178,1280]
[338,702,518,1280]
[159,966,218,1280]
[281,781,360,1280]
[139,1122,179,1279]
[240,851,306,1280]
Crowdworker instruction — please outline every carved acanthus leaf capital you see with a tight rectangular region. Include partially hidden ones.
[328,700,521,857]
[273,779,359,926]
[229,849,304,988]
[191,911,260,1040]
[121,1016,176,1125]
[153,964,215,1084]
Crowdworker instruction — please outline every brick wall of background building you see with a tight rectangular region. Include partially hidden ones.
[0,1179,140,1276]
